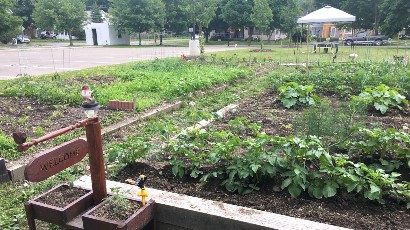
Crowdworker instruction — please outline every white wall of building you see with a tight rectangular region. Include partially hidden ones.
[84,22,130,46]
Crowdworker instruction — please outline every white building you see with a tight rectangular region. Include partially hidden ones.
[83,11,130,46]
[84,23,130,45]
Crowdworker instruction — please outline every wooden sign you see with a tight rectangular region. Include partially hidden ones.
[24,138,88,182]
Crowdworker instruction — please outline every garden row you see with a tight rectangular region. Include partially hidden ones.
[0,58,251,160]
[106,61,410,209]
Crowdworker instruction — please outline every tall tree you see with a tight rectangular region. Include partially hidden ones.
[220,0,254,41]
[11,0,34,33]
[33,0,87,46]
[280,0,301,43]
[109,0,165,46]
[0,0,22,43]
[267,0,286,41]
[182,0,220,36]
[91,2,104,23]
[164,0,188,34]
[380,0,410,37]
[341,0,382,34]
[251,0,273,49]
[85,0,110,11]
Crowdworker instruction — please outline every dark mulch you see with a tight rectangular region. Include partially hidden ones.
[113,91,410,230]
[35,185,88,208]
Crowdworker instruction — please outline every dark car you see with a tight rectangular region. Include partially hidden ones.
[40,31,56,39]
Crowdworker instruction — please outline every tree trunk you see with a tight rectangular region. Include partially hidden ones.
[139,32,141,46]
[268,31,272,42]
[260,32,264,49]
[69,31,73,46]
[248,27,253,46]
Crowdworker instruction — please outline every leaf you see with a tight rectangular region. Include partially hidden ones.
[374,102,388,114]
[281,178,292,189]
[281,98,297,108]
[323,182,338,198]
[288,183,302,198]
[250,164,261,173]
[370,184,381,194]
[346,183,357,193]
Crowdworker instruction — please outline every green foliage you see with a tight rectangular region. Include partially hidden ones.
[0,0,22,44]
[90,2,103,23]
[33,0,87,45]
[269,62,410,99]
[104,187,129,213]
[294,100,365,149]
[109,0,165,45]
[106,136,152,166]
[161,120,410,207]
[354,84,408,114]
[0,131,19,160]
[344,128,410,172]
[250,0,273,49]
[278,82,318,108]
[1,59,249,108]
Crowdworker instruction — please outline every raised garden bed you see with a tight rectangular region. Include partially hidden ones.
[82,198,154,230]
[112,90,410,230]
[26,184,93,226]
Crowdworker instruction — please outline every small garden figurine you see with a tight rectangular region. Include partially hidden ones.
[136,175,148,206]
[81,85,96,106]
[81,85,100,118]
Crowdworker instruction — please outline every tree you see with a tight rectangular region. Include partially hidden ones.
[279,0,301,44]
[164,0,188,34]
[109,0,165,46]
[91,2,103,23]
[0,0,22,43]
[181,0,220,37]
[220,0,254,42]
[341,0,382,34]
[380,0,410,37]
[250,0,273,49]
[33,0,87,46]
[11,0,34,33]
[85,0,110,11]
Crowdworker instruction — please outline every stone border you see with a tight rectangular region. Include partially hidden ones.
[5,101,182,182]
[75,175,351,230]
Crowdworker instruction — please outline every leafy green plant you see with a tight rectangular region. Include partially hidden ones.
[277,82,319,108]
[106,136,152,166]
[104,187,129,213]
[354,84,408,114]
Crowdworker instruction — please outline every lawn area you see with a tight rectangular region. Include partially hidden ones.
[0,47,410,229]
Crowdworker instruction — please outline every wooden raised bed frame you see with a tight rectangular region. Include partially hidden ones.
[25,184,93,226]
[82,198,155,230]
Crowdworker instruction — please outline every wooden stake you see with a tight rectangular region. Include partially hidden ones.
[85,120,107,204]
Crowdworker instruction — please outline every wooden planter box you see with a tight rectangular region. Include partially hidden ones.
[26,184,93,226]
[82,198,155,230]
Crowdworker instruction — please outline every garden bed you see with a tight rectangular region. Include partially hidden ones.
[112,90,410,230]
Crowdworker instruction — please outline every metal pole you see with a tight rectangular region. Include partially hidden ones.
[85,119,107,204]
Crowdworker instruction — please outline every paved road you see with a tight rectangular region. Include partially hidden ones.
[0,44,243,80]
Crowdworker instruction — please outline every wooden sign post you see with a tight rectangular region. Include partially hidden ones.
[15,117,108,212]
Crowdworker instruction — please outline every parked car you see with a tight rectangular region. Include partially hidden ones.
[16,35,30,44]
[40,31,56,39]
[343,31,389,46]
[399,34,410,40]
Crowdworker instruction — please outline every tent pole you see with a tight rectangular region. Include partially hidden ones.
[306,24,310,74]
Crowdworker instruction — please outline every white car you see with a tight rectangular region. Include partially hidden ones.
[16,35,30,44]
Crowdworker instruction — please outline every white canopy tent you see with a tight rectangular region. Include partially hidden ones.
[297,5,355,24]
[297,5,356,67]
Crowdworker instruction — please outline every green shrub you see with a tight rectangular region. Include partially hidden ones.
[354,84,408,114]
[277,82,319,108]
